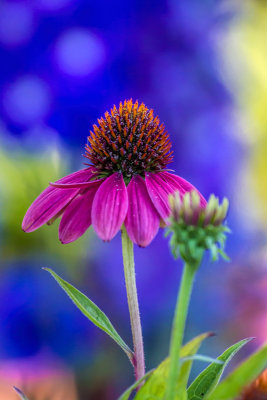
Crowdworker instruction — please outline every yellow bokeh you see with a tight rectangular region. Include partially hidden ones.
[223,1,267,225]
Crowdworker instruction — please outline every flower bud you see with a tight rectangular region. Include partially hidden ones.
[166,191,230,264]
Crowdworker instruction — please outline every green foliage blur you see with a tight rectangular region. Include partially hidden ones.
[0,136,89,270]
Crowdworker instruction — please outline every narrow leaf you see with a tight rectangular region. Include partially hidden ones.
[13,387,29,400]
[118,370,154,400]
[134,332,213,400]
[44,268,133,362]
[208,342,267,400]
[187,337,253,400]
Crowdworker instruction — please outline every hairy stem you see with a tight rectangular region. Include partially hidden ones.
[121,226,145,384]
[165,262,198,399]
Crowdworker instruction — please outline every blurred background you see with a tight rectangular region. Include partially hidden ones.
[0,0,267,398]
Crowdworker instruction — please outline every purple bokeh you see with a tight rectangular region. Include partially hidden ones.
[2,76,51,127]
[54,29,105,78]
[0,2,36,47]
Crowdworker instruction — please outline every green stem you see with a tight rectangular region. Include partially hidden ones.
[165,261,198,399]
[121,226,145,383]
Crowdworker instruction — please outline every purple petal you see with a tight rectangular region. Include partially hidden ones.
[59,181,101,244]
[92,173,128,241]
[125,175,160,247]
[160,172,207,207]
[49,169,99,188]
[22,167,95,232]
[145,172,178,221]
[47,207,67,226]
[50,181,98,189]
[54,167,96,185]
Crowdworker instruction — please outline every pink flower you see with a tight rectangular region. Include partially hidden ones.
[22,100,206,247]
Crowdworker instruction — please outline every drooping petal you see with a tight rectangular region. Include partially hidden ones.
[50,181,98,189]
[125,175,160,247]
[22,187,79,233]
[54,167,96,185]
[49,167,98,188]
[47,207,67,226]
[91,173,128,241]
[22,167,95,232]
[159,171,207,207]
[145,172,178,221]
[59,181,102,244]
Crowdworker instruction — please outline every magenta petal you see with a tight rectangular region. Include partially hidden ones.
[49,181,98,189]
[49,169,100,189]
[145,172,177,221]
[91,173,128,241]
[54,167,96,185]
[59,181,101,244]
[22,187,79,232]
[125,175,160,247]
[49,167,98,188]
[22,167,95,232]
[159,171,207,207]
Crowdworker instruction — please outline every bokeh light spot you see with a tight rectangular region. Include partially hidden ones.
[2,76,51,126]
[54,29,105,77]
[0,2,35,47]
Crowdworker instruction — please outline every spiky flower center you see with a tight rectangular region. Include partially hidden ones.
[84,99,173,179]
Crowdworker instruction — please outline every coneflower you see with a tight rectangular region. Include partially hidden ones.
[22,99,206,247]
[22,99,206,385]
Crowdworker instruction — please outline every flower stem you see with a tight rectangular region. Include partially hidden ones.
[121,226,145,383]
[165,261,199,399]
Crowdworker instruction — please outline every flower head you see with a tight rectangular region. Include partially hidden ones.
[22,100,206,247]
[167,191,229,263]
[85,99,173,180]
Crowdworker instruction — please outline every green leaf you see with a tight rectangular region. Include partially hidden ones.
[118,370,154,400]
[207,342,267,400]
[134,357,187,400]
[187,337,253,400]
[179,333,215,394]
[44,268,133,363]
[134,332,213,400]
[13,387,29,400]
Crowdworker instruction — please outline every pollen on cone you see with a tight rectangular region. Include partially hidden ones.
[84,99,173,178]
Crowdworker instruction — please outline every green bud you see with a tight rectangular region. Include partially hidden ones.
[166,191,230,264]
